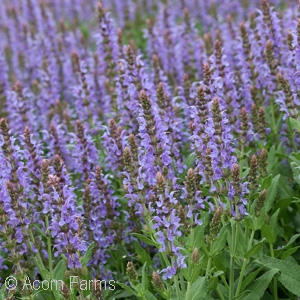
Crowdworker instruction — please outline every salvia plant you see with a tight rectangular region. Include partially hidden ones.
[0,0,300,299]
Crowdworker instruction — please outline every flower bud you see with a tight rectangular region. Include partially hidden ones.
[152,272,164,292]
[126,262,139,286]
[212,98,222,139]
[128,134,138,162]
[266,40,277,74]
[60,282,70,299]
[204,147,213,180]
[240,22,250,56]
[239,107,249,145]
[251,103,258,132]
[203,63,212,86]
[255,189,268,216]
[204,34,213,56]
[232,163,241,197]
[0,118,10,144]
[196,85,208,125]
[191,247,200,264]
[91,278,103,299]
[277,72,297,117]
[210,206,223,239]
[156,82,165,108]
[156,172,165,188]
[287,31,294,51]
[178,204,187,229]
[258,107,267,139]
[259,148,268,177]
[139,90,151,111]
[123,147,134,173]
[248,155,258,193]
[41,159,50,186]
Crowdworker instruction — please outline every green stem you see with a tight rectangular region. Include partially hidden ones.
[29,230,45,270]
[287,118,297,152]
[205,256,212,277]
[270,99,279,146]
[174,275,182,300]
[244,226,249,246]
[229,223,236,299]
[221,274,229,289]
[45,216,53,275]
[240,144,245,177]
[235,230,255,296]
[216,286,226,300]
[270,244,278,300]
[161,252,171,267]
[179,273,186,295]
[229,209,240,299]
[185,282,192,300]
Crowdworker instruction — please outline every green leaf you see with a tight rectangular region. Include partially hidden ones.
[211,223,229,255]
[212,270,224,277]
[258,255,300,280]
[240,269,279,300]
[254,209,266,230]
[241,267,264,291]
[270,208,280,240]
[261,224,273,244]
[53,259,66,281]
[265,175,280,213]
[274,233,300,257]
[132,234,160,247]
[281,246,300,260]
[141,263,148,291]
[80,23,89,40]
[278,273,300,296]
[188,214,208,249]
[208,276,218,292]
[70,294,77,300]
[291,152,300,162]
[81,242,95,267]
[267,146,278,173]
[143,291,158,300]
[236,224,247,255]
[291,162,300,185]
[188,277,209,300]
[274,197,292,216]
[184,153,196,169]
[117,282,138,296]
[34,291,61,300]
[50,259,67,300]
[244,239,265,259]
[34,225,47,238]
[217,283,229,299]
[51,285,63,300]
[244,215,254,230]
[288,117,300,133]
[213,252,228,272]
[0,284,7,300]
[189,258,204,283]
[261,175,272,190]
[231,290,251,300]
[112,290,135,299]
[134,242,152,267]
[39,268,51,281]
[262,209,280,244]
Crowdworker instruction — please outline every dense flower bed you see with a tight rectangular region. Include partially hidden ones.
[0,0,300,299]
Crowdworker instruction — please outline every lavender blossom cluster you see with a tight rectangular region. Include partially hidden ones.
[0,0,299,288]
